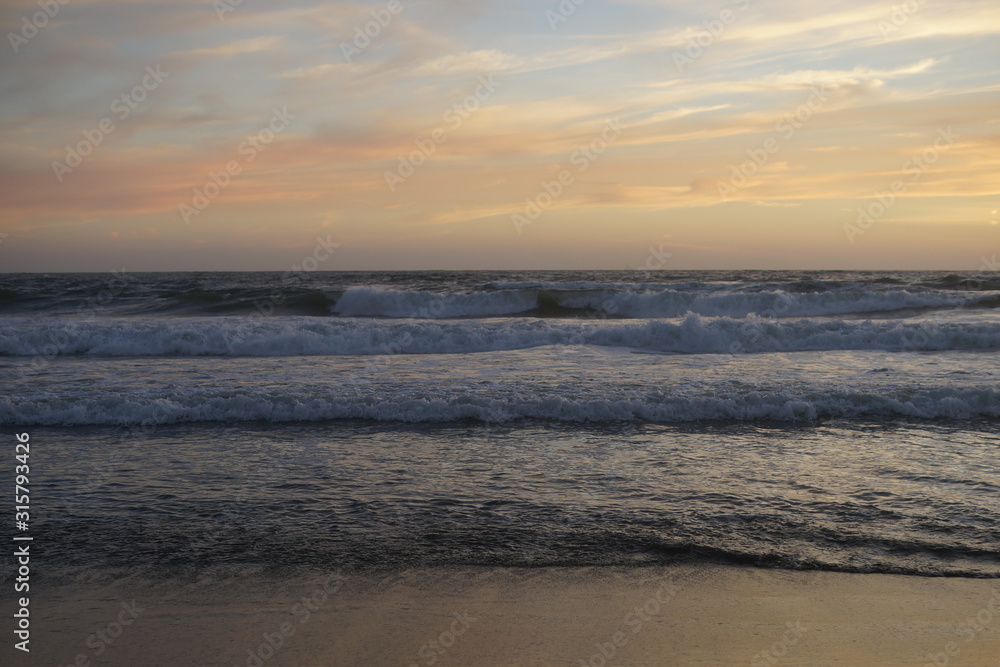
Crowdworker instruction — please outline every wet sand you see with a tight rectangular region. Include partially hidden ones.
[17,565,1000,667]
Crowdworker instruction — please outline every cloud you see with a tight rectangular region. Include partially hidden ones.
[170,36,280,58]
[281,63,355,78]
[412,50,523,75]
[757,59,938,88]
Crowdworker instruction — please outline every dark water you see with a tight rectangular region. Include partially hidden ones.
[1,270,998,579]
[1,269,999,319]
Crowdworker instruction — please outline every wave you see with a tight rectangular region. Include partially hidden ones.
[3,314,1000,358]
[329,286,998,319]
[3,271,999,319]
[33,506,1000,577]
[4,384,1000,425]
[0,283,340,318]
[150,288,338,316]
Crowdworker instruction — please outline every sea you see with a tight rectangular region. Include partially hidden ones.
[1,270,998,581]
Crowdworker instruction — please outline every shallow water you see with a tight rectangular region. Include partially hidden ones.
[9,420,998,579]
[2,270,998,580]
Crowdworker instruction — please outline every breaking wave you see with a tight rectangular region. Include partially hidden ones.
[3,314,999,357]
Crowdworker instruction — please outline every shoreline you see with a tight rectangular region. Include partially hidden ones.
[13,565,1000,666]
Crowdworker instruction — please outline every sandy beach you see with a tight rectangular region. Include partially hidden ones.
[19,565,999,667]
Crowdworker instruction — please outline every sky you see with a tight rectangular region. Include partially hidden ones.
[1,0,998,272]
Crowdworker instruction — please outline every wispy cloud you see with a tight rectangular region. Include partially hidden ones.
[171,36,280,58]
[412,50,523,75]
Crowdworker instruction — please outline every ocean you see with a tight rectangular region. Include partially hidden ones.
[2,270,999,580]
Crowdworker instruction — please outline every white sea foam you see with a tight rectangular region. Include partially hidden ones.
[2,314,999,357]
[332,286,539,318]
[327,286,996,319]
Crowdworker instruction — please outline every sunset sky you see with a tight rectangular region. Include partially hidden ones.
[1,0,998,271]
